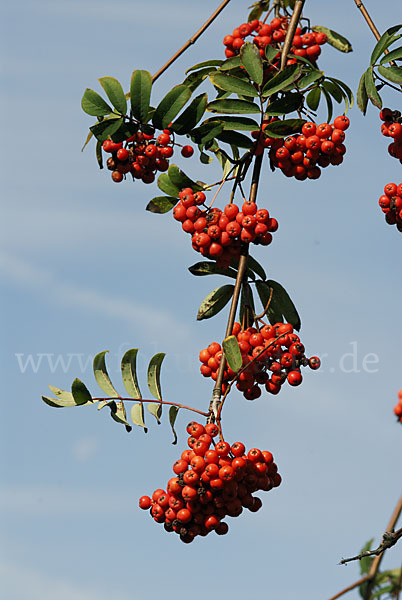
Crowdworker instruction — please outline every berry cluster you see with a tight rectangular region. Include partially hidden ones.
[379,108,402,163]
[378,183,402,231]
[200,321,320,399]
[223,18,327,65]
[173,189,278,268]
[393,390,402,424]
[139,421,281,542]
[102,130,194,184]
[267,117,350,180]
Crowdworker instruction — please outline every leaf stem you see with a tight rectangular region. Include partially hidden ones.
[152,0,232,83]
[92,397,209,417]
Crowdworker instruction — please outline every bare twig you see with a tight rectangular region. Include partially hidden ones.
[280,0,306,70]
[352,0,397,66]
[152,0,232,82]
[339,528,402,565]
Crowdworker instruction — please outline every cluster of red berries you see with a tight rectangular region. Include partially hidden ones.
[378,183,402,231]
[102,130,194,184]
[223,18,327,65]
[173,189,278,268]
[393,390,402,424]
[200,321,320,399]
[266,116,350,180]
[139,421,281,542]
[379,108,402,163]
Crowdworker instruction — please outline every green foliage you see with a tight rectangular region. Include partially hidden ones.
[312,26,353,53]
[265,93,304,116]
[71,378,93,405]
[240,42,263,86]
[262,64,301,97]
[93,351,119,397]
[207,98,261,114]
[121,349,142,399]
[370,25,401,65]
[222,335,242,373]
[169,406,179,445]
[263,119,306,138]
[209,72,259,97]
[359,538,375,574]
[169,93,208,134]
[98,76,127,114]
[81,89,113,116]
[152,84,192,130]
[147,353,165,402]
[146,196,177,214]
[197,285,235,320]
[130,70,152,122]
[188,261,238,279]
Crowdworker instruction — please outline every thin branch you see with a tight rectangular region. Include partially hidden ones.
[280,0,306,70]
[339,528,402,565]
[364,496,402,599]
[327,575,371,600]
[352,0,397,66]
[92,397,210,417]
[152,0,232,82]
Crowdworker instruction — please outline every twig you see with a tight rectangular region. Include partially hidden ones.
[92,397,210,417]
[329,495,402,600]
[327,575,371,600]
[152,0,232,82]
[364,496,402,599]
[352,0,397,66]
[280,0,306,70]
[339,528,402,565]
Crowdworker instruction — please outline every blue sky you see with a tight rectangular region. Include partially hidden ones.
[1,1,401,599]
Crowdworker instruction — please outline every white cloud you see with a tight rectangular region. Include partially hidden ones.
[0,561,132,600]
[0,252,190,341]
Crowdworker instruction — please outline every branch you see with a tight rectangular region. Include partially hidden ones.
[152,0,232,82]
[339,528,402,565]
[280,0,306,70]
[352,0,397,66]
[327,575,371,600]
[92,397,210,417]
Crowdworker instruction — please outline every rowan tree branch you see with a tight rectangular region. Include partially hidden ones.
[152,0,232,82]
[339,528,402,565]
[280,0,305,70]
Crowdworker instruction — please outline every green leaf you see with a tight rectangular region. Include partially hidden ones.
[265,45,280,63]
[71,378,92,405]
[147,353,165,401]
[239,282,255,326]
[183,67,218,93]
[157,173,181,197]
[222,335,242,373]
[169,406,179,445]
[306,87,321,111]
[219,56,243,71]
[247,255,266,281]
[109,400,132,431]
[169,93,208,135]
[287,53,316,69]
[380,45,402,64]
[328,77,354,109]
[109,121,138,143]
[312,26,353,53]
[359,538,375,575]
[98,77,127,115]
[186,59,223,74]
[216,130,253,149]
[364,67,382,109]
[263,118,306,138]
[190,121,225,145]
[210,72,259,97]
[96,140,103,169]
[206,116,259,131]
[370,25,402,65]
[377,64,402,84]
[93,351,119,397]
[256,280,283,325]
[206,99,261,114]
[42,385,77,408]
[297,69,324,89]
[189,261,238,279]
[357,71,368,114]
[81,130,94,152]
[131,403,147,431]
[321,86,334,123]
[240,42,263,85]
[197,285,234,321]
[146,196,177,214]
[167,164,204,192]
[153,85,192,129]
[267,279,301,330]
[121,349,142,400]
[262,64,300,96]
[130,70,152,122]
[265,92,303,116]
[90,117,124,143]
[322,80,343,103]
[147,403,162,424]
[81,88,113,116]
